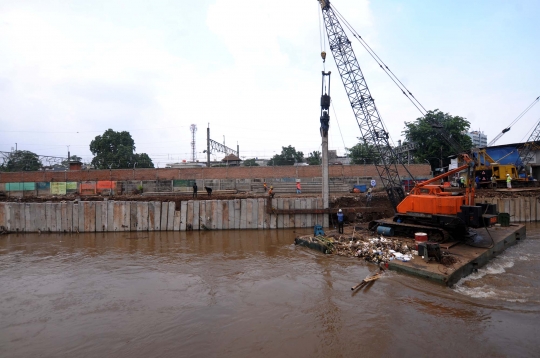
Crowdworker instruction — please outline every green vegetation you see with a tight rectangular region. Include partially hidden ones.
[268,145,304,166]
[403,109,472,171]
[0,150,42,172]
[347,141,380,164]
[243,158,259,167]
[90,129,154,169]
[306,151,321,165]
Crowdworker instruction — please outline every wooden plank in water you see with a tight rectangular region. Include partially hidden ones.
[351,272,383,291]
[101,201,108,232]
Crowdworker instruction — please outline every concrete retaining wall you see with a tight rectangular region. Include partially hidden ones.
[0,198,329,233]
[478,196,540,223]
[1,196,536,233]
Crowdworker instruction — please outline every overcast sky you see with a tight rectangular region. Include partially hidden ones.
[1,0,539,166]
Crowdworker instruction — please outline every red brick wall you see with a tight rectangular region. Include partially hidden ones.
[0,164,431,183]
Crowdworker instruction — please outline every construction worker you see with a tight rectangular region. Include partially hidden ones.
[491,175,497,189]
[337,209,344,234]
[269,186,275,198]
[366,187,372,205]
[296,181,301,194]
[192,182,198,198]
[263,182,268,192]
[460,176,465,188]
[506,174,512,189]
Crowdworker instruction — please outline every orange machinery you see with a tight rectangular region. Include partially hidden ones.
[397,154,475,216]
[370,154,490,241]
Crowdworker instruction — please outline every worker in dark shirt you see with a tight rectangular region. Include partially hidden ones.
[192,182,198,198]
[337,209,344,234]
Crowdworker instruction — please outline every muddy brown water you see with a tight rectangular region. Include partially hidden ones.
[1,224,539,357]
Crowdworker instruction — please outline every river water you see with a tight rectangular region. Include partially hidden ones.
[1,224,539,358]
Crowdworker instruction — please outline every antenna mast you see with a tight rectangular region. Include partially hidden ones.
[190,124,197,162]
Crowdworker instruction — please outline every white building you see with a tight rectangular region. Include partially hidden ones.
[468,130,488,147]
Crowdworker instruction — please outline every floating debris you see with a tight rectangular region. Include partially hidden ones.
[351,271,383,291]
[295,233,415,265]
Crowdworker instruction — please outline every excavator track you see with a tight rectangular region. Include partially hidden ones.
[368,218,453,243]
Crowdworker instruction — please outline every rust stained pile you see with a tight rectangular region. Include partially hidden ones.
[295,233,415,265]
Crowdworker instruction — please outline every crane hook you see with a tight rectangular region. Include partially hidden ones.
[321,51,326,63]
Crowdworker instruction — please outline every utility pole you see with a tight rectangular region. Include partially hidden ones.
[207,124,211,167]
[320,67,331,228]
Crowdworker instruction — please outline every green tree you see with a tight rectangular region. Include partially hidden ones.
[306,151,321,165]
[133,153,154,168]
[0,150,42,172]
[90,129,154,169]
[402,109,472,172]
[347,140,380,164]
[243,158,259,167]
[268,145,304,166]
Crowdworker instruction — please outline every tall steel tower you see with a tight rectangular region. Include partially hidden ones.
[190,124,197,162]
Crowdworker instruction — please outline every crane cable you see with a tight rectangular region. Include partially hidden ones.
[318,2,327,71]
[331,4,427,116]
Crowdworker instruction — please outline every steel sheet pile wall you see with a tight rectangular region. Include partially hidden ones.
[0,198,329,232]
[477,196,540,223]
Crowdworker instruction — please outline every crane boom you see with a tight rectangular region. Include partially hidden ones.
[318,0,413,210]
[487,96,540,146]
[518,118,540,170]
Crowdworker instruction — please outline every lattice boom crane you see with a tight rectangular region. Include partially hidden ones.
[317,0,413,210]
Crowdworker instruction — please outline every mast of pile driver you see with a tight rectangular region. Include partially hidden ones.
[317,0,415,211]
